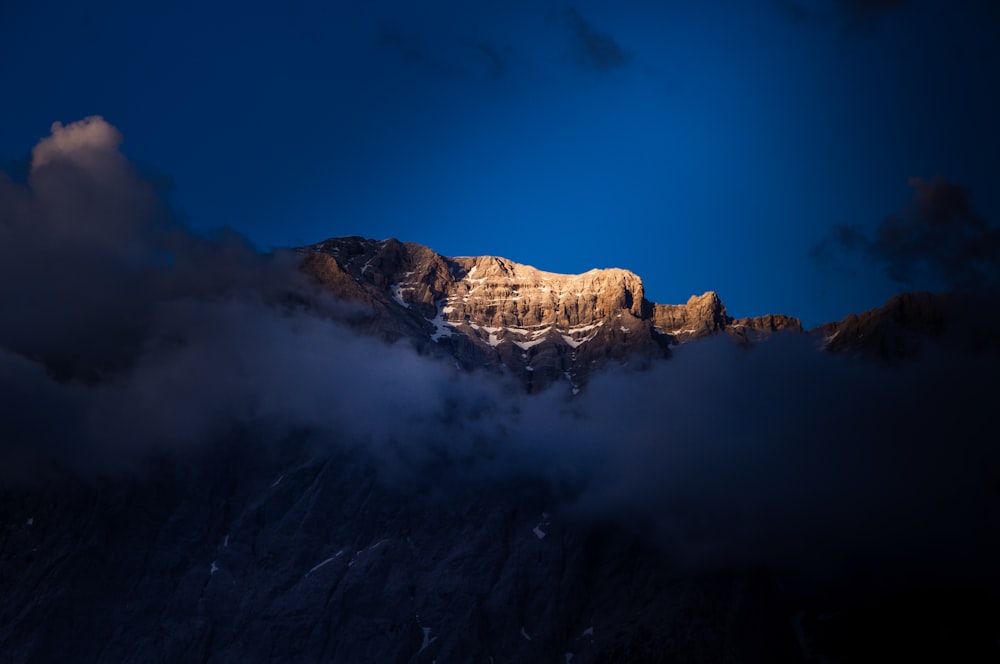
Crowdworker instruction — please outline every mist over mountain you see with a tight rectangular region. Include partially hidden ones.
[2,118,999,662]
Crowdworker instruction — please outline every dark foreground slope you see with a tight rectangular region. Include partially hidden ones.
[2,239,1000,663]
[3,407,999,663]
[2,441,797,663]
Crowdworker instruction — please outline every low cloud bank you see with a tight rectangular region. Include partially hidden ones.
[2,119,997,588]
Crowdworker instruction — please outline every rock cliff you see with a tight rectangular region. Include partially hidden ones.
[652,292,802,344]
[299,237,802,391]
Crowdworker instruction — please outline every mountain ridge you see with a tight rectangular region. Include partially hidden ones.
[298,236,804,391]
[298,235,998,372]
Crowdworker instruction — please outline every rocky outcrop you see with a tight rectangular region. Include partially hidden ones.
[652,293,802,344]
[728,314,804,344]
[652,291,729,341]
[816,291,1000,360]
[445,256,647,327]
[299,237,802,391]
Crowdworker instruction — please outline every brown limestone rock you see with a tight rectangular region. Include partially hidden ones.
[652,292,729,342]
[298,237,803,391]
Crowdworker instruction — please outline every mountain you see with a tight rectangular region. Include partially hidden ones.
[301,236,1000,377]
[299,236,802,391]
[2,236,998,664]
[817,290,1000,360]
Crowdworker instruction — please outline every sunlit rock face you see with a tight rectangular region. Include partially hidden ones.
[652,292,802,344]
[299,237,802,391]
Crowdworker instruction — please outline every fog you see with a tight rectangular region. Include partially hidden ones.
[2,118,998,589]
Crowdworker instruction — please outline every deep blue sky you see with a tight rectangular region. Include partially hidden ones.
[1,0,997,326]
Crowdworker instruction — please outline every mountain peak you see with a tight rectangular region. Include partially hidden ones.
[299,237,802,391]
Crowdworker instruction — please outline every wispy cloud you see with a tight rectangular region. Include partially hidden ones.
[563,7,628,71]
[813,177,1000,293]
[378,23,509,80]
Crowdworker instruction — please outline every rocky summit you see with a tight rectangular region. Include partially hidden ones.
[299,237,802,391]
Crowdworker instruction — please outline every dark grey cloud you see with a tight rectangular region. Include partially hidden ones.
[550,335,1000,585]
[813,177,1000,293]
[563,7,628,71]
[0,117,508,476]
[777,0,814,21]
[468,40,507,79]
[779,0,913,34]
[838,0,912,21]
[1,119,997,594]
[0,117,310,383]
[378,23,441,72]
[378,22,509,80]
